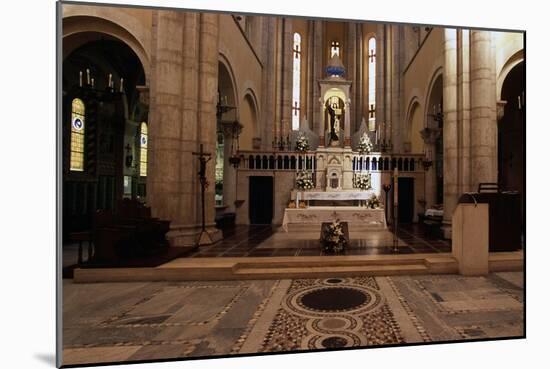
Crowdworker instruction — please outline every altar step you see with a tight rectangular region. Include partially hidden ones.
[72,252,523,283]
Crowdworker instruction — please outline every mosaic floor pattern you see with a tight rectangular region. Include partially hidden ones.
[62,272,524,366]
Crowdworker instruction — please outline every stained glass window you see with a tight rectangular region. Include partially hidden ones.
[368,37,376,131]
[331,41,340,57]
[292,32,301,131]
[140,122,148,177]
[70,98,85,171]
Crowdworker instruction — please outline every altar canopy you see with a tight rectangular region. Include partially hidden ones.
[282,206,387,232]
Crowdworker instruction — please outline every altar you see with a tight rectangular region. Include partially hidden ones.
[282,206,387,232]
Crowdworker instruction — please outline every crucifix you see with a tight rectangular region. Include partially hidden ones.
[368,48,376,62]
[192,144,213,246]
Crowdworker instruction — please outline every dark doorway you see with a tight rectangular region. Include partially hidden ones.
[249,176,273,224]
[398,177,415,223]
[498,60,525,244]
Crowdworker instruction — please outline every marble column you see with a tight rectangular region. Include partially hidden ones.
[470,30,497,189]
[443,28,459,227]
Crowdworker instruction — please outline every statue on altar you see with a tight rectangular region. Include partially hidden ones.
[327,103,339,144]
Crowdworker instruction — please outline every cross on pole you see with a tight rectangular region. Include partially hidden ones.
[368,104,376,118]
[192,144,213,246]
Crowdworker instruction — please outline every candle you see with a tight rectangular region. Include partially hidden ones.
[91,78,94,88]
[79,71,82,87]
[518,95,521,109]
[86,69,90,85]
[120,78,124,92]
[108,73,112,88]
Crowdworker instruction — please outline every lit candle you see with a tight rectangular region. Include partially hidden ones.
[79,71,83,87]
[120,78,124,92]
[86,69,90,85]
[108,73,112,88]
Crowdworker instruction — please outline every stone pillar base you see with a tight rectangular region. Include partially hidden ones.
[167,224,222,247]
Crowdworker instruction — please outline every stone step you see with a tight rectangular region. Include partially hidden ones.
[233,264,429,278]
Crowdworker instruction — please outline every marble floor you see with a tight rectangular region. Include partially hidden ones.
[188,224,451,258]
[62,271,524,366]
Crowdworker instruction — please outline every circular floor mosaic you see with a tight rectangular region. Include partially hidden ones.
[299,287,369,312]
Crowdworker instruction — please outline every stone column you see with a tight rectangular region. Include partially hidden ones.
[443,28,459,230]
[147,10,185,242]
[281,18,293,133]
[260,17,276,150]
[312,20,323,134]
[457,29,471,194]
[306,20,314,126]
[470,30,497,189]
[196,13,222,244]
[385,25,392,143]
[346,23,357,128]
[391,25,403,152]
[376,24,385,140]
[355,23,364,132]
[274,18,283,141]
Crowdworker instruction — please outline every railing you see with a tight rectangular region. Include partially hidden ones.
[237,150,425,173]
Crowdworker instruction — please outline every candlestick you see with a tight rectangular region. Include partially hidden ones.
[86,69,90,85]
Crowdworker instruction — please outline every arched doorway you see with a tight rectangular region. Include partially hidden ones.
[62,32,146,238]
[498,61,525,228]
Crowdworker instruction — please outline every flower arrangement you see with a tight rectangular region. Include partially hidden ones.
[366,193,381,209]
[295,170,315,190]
[357,132,373,154]
[354,172,372,190]
[295,133,310,152]
[320,219,348,253]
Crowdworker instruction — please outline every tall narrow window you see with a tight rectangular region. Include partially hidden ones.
[140,122,148,177]
[70,98,85,171]
[367,37,376,131]
[330,41,340,57]
[292,32,301,131]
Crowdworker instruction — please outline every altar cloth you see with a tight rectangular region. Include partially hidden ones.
[282,206,387,232]
[292,190,375,201]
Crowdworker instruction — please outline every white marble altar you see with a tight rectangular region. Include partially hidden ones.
[282,206,387,232]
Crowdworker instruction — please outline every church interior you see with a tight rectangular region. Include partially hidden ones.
[60,2,525,366]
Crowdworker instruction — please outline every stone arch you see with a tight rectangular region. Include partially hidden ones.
[497,49,524,101]
[218,53,239,117]
[404,96,423,153]
[243,87,260,138]
[424,68,443,128]
[62,15,150,83]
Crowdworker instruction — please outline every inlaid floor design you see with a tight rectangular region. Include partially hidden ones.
[62,272,523,366]
[187,224,451,258]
